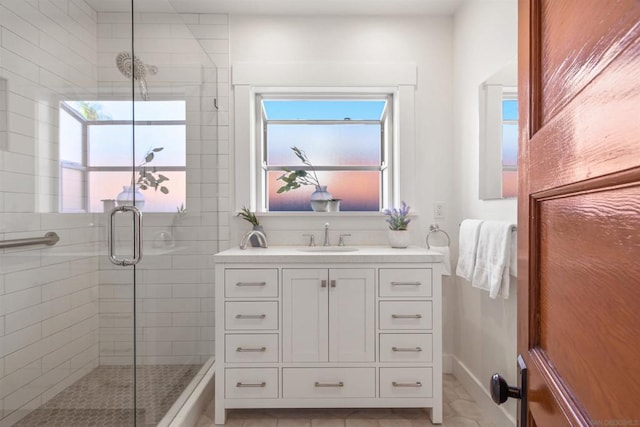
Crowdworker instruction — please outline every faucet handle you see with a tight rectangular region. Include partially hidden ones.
[303,234,316,246]
[338,234,351,246]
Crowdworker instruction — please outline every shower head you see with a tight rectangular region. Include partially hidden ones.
[115,51,150,100]
[116,51,147,80]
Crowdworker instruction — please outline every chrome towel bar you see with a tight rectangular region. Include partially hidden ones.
[426,224,450,249]
[0,232,60,249]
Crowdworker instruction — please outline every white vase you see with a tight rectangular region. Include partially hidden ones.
[310,185,332,212]
[388,229,411,248]
[116,185,145,209]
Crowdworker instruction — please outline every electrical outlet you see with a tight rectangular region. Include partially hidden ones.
[434,201,445,219]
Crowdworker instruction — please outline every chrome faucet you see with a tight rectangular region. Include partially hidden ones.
[323,222,330,246]
[239,230,268,249]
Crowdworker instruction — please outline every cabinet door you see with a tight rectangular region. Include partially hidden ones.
[329,268,375,362]
[283,269,329,362]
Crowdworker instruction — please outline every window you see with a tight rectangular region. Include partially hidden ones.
[258,96,391,211]
[59,100,186,213]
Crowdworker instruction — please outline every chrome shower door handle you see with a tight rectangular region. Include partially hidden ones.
[108,205,144,266]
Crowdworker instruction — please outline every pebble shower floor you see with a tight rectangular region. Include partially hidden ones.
[13,365,200,427]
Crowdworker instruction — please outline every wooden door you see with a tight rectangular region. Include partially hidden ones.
[328,269,375,362]
[519,0,640,425]
[282,269,329,362]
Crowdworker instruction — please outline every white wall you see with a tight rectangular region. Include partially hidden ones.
[451,1,518,425]
[227,14,456,249]
[0,1,100,424]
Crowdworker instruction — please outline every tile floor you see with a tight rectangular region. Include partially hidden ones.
[13,364,201,427]
[196,374,495,427]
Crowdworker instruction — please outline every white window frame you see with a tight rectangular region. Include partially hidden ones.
[256,93,393,212]
[232,62,417,214]
[58,100,187,213]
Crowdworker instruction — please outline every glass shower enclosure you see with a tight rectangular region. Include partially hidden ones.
[0,1,218,425]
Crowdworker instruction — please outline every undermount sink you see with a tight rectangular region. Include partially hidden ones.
[296,247,359,253]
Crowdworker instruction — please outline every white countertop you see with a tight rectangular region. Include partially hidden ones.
[213,245,443,264]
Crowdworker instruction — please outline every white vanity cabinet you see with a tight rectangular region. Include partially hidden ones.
[282,268,375,363]
[214,247,443,425]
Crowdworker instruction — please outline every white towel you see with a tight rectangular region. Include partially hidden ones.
[471,221,515,299]
[456,219,484,281]
[430,245,451,276]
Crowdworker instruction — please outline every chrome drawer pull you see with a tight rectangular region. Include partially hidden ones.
[236,347,267,352]
[314,381,344,388]
[235,314,267,319]
[236,382,266,388]
[236,282,267,287]
[392,346,423,352]
[392,381,423,388]
[391,281,422,286]
[392,314,422,319]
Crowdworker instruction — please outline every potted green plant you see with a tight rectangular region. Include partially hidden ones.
[383,201,412,248]
[276,146,332,211]
[237,206,265,247]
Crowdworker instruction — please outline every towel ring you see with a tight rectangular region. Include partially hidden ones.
[426,224,451,249]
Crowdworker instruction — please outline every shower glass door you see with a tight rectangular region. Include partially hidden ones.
[130,1,218,425]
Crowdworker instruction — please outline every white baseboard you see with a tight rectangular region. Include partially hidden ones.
[443,353,453,374]
[452,356,515,427]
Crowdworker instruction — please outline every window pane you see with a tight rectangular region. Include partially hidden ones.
[502,124,518,167]
[268,171,380,211]
[60,109,83,164]
[61,168,85,211]
[267,124,381,166]
[89,125,185,167]
[88,125,132,166]
[89,171,186,213]
[263,100,386,120]
[502,99,518,121]
[134,101,186,121]
[502,170,518,198]
[65,100,185,121]
[134,126,185,166]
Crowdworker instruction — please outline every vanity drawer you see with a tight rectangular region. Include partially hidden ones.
[379,301,432,330]
[225,302,278,330]
[379,333,433,363]
[225,269,278,298]
[282,368,375,398]
[379,269,432,297]
[225,334,279,363]
[225,368,278,399]
[380,367,433,398]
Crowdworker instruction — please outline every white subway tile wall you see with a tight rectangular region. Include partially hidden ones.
[0,2,228,425]
[0,1,100,424]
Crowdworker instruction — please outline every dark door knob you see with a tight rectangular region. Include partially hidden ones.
[490,373,521,404]
[490,355,528,427]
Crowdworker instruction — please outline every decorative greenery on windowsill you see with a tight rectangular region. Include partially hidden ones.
[135,147,170,194]
[276,146,322,194]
